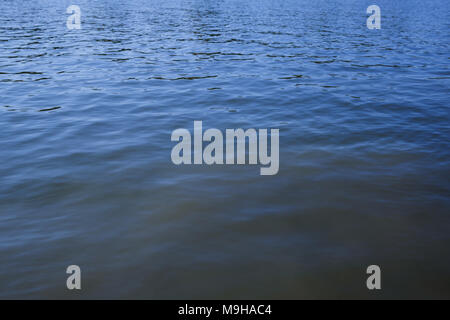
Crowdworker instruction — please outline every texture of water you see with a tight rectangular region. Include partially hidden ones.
[0,0,449,299]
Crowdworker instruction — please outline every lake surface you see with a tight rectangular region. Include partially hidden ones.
[0,0,449,299]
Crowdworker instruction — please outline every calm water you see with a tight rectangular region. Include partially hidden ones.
[0,0,449,299]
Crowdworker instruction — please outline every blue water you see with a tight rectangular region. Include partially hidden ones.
[0,0,449,298]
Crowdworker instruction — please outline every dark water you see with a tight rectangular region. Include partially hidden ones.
[0,0,449,299]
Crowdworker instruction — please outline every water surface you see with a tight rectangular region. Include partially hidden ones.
[0,0,449,299]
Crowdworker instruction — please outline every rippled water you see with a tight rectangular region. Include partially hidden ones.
[0,0,449,299]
